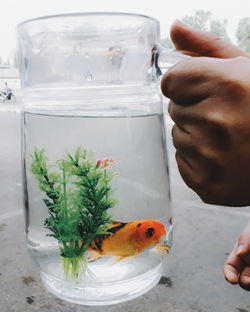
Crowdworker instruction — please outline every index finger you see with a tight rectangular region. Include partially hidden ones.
[224,243,244,285]
[161,57,229,105]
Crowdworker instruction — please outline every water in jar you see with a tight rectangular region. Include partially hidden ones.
[22,108,172,305]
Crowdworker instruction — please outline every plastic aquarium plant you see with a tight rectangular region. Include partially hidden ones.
[31,147,116,281]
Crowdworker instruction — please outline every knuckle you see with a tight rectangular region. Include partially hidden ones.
[168,101,179,122]
[161,60,194,99]
[171,124,177,140]
[172,125,193,153]
[191,172,211,191]
[219,78,246,100]
[195,143,223,166]
[204,110,228,128]
[168,101,173,117]
[172,133,186,152]
[161,69,180,98]
[188,134,216,163]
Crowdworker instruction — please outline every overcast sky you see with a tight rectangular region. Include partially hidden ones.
[1,0,250,61]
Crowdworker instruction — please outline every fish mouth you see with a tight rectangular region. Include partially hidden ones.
[147,237,166,251]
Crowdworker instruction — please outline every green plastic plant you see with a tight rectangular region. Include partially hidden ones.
[31,147,116,281]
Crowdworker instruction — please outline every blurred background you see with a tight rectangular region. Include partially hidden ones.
[1,1,250,312]
[1,0,250,98]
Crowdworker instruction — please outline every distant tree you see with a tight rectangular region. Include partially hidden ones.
[182,10,212,31]
[182,10,231,42]
[209,19,231,42]
[236,17,250,53]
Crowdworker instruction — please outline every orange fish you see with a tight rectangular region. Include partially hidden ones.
[87,220,170,263]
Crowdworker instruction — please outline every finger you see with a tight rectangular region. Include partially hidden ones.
[168,99,228,150]
[171,124,199,161]
[171,124,195,171]
[170,112,223,192]
[168,101,193,129]
[224,243,244,285]
[175,150,195,187]
[161,57,223,104]
[239,266,250,291]
[168,100,206,128]
[174,148,216,192]
[170,20,250,59]
[224,264,240,285]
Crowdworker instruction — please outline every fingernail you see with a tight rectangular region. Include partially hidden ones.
[173,19,193,29]
[224,270,238,284]
[241,276,250,283]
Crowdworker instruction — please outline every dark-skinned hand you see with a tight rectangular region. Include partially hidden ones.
[161,20,250,207]
[162,20,250,291]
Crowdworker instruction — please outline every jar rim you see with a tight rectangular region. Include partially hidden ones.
[16,12,159,29]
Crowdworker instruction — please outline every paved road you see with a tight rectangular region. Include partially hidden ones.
[0,106,250,312]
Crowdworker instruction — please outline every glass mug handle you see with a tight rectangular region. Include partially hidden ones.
[155,47,191,77]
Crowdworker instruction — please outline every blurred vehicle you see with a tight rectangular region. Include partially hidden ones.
[0,82,15,103]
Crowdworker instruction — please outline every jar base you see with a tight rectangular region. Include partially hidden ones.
[40,262,162,306]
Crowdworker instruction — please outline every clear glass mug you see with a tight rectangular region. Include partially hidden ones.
[16,12,183,305]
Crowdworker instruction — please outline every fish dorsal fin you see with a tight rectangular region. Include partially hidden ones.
[108,221,127,235]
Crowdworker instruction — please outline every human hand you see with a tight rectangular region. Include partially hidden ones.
[224,222,250,290]
[161,21,250,206]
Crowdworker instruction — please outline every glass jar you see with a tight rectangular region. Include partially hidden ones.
[16,12,180,305]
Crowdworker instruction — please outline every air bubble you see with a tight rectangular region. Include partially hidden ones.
[137,27,143,33]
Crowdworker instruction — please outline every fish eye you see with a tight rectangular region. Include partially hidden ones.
[146,227,155,238]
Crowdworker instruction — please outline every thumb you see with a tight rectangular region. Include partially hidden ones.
[170,20,250,59]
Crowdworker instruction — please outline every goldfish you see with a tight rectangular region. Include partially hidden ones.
[86,220,170,263]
